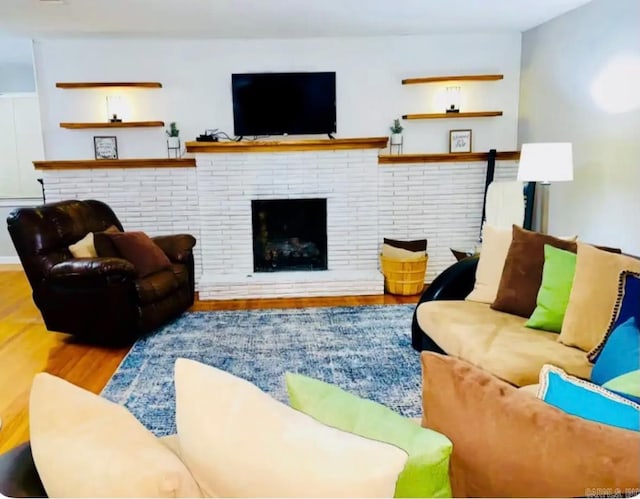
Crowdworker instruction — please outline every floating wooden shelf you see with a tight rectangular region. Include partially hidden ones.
[59,121,165,129]
[34,158,195,170]
[186,137,389,153]
[402,74,504,85]
[379,151,520,165]
[56,82,162,89]
[402,111,503,120]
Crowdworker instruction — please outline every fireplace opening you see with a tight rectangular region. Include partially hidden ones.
[251,198,327,272]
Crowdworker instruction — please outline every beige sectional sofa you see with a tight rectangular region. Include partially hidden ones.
[411,224,640,389]
[415,300,591,386]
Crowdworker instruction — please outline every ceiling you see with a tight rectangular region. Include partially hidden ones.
[0,0,592,39]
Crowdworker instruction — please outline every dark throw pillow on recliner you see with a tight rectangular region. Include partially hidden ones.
[93,225,122,258]
[491,225,577,318]
[102,231,171,278]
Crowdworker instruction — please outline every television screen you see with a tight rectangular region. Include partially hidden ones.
[231,72,336,137]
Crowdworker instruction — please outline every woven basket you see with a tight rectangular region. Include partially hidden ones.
[380,254,428,296]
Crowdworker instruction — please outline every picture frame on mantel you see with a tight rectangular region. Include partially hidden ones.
[94,136,118,160]
[449,129,472,153]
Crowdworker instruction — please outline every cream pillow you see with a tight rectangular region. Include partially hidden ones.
[381,243,426,261]
[465,225,512,304]
[68,232,97,258]
[175,358,408,498]
[559,243,640,352]
[159,434,182,457]
[30,373,201,498]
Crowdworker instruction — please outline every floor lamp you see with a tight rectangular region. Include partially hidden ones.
[517,143,574,234]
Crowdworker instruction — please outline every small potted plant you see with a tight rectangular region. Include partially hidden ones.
[166,122,180,149]
[390,118,404,146]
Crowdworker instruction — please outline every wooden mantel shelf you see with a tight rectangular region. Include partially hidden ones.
[56,82,162,89]
[402,111,503,120]
[402,74,504,85]
[185,137,389,153]
[60,121,165,129]
[33,158,195,170]
[379,151,520,165]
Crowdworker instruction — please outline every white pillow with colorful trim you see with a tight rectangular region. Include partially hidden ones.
[537,365,639,432]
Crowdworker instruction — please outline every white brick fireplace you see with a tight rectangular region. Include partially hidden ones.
[39,140,519,300]
[196,149,382,299]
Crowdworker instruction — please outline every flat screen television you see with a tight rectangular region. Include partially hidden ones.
[231,72,336,137]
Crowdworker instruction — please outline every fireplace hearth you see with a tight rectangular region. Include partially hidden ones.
[251,198,327,272]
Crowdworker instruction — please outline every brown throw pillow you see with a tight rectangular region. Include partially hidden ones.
[420,352,640,498]
[383,238,427,252]
[103,231,171,278]
[93,225,121,258]
[491,225,577,317]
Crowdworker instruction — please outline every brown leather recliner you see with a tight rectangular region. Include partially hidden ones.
[7,199,196,345]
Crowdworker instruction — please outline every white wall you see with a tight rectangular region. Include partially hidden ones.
[0,64,36,93]
[0,95,45,198]
[519,0,640,254]
[0,37,36,93]
[0,94,46,259]
[0,38,41,202]
[33,34,522,159]
[0,37,41,260]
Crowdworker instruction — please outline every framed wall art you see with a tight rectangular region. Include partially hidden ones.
[449,129,472,153]
[93,136,118,160]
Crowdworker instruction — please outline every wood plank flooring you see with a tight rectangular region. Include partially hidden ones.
[0,267,419,454]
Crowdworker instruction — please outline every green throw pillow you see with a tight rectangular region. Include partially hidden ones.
[285,373,452,498]
[526,244,577,332]
[603,370,640,399]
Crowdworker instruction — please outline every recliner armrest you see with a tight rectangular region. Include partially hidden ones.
[151,234,196,263]
[49,258,136,286]
[0,443,46,498]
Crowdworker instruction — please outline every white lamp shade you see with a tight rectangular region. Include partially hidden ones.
[517,143,574,183]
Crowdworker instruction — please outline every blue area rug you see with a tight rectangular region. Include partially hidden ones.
[101,305,421,436]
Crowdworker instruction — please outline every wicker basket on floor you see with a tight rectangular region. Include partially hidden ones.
[380,254,428,295]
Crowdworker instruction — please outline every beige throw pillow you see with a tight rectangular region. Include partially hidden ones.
[381,243,426,261]
[68,232,97,258]
[175,358,408,498]
[559,243,640,352]
[465,225,512,304]
[30,373,201,498]
[159,434,182,457]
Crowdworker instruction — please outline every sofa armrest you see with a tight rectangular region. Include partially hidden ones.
[0,443,46,498]
[418,255,478,305]
[49,258,136,286]
[420,352,640,498]
[151,234,196,264]
[411,256,478,351]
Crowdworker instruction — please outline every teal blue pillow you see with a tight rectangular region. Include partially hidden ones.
[539,365,640,432]
[286,373,452,498]
[591,316,640,386]
[589,271,640,362]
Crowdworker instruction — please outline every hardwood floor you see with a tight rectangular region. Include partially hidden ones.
[0,267,419,454]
